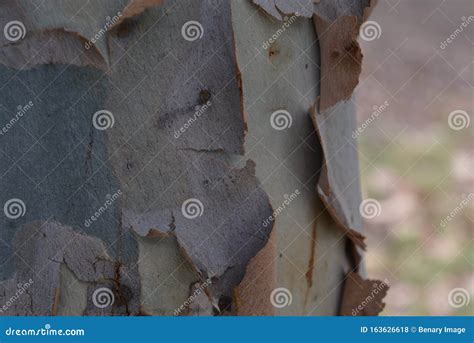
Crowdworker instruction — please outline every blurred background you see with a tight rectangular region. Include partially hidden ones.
[355,0,473,315]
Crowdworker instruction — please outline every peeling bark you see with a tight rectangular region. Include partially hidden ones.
[252,0,387,312]
[310,103,366,249]
[0,0,387,317]
[339,271,389,316]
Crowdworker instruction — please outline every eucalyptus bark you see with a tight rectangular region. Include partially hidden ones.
[0,0,387,316]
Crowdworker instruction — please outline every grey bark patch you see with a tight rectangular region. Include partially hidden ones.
[122,152,273,298]
[0,64,137,280]
[103,0,272,299]
[0,30,107,70]
[106,0,245,154]
[0,220,140,315]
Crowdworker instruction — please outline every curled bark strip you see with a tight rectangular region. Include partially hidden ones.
[310,103,366,249]
[339,271,389,316]
[253,1,376,247]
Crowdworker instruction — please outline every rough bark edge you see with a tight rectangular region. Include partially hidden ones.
[339,271,388,316]
[313,15,362,112]
[117,0,163,26]
[313,0,377,111]
[0,0,163,70]
[309,104,366,250]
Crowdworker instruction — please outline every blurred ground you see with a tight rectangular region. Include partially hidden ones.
[355,0,473,315]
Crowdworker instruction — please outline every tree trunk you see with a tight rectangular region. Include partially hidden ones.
[0,0,387,316]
